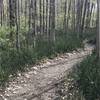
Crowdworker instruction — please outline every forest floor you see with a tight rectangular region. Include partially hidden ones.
[0,44,93,100]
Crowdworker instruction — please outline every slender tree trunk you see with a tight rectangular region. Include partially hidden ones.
[49,0,55,42]
[72,0,76,32]
[9,0,16,44]
[52,0,55,42]
[86,1,90,28]
[0,0,3,26]
[89,3,94,27]
[15,0,20,50]
[28,0,31,30]
[25,0,27,28]
[9,0,16,27]
[46,0,48,38]
[66,0,71,32]
[97,0,100,58]
[43,0,45,34]
[40,0,42,35]
[63,0,67,33]
[21,0,23,13]
[17,0,20,30]
[31,0,37,47]
[76,0,84,37]
[81,0,88,36]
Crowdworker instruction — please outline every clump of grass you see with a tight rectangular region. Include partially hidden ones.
[55,33,83,53]
[0,48,37,87]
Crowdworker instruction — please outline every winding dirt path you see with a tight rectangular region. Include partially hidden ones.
[1,44,93,100]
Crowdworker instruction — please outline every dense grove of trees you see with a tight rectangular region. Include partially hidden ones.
[0,0,97,50]
[0,0,99,85]
[0,0,99,99]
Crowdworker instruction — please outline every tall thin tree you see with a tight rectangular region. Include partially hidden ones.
[97,0,100,58]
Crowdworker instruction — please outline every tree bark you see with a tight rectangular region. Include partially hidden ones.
[97,0,100,58]
[63,0,67,33]
[81,0,88,36]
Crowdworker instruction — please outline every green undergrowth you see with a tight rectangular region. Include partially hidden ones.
[83,28,96,43]
[0,32,83,87]
[75,54,100,100]
[55,53,100,100]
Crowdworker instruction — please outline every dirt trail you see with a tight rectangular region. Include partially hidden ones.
[1,44,93,100]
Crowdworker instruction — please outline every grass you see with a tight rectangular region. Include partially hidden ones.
[0,49,36,86]
[55,33,83,53]
[75,54,100,100]
[0,31,83,87]
[55,53,100,100]
[0,26,96,87]
[68,53,100,100]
